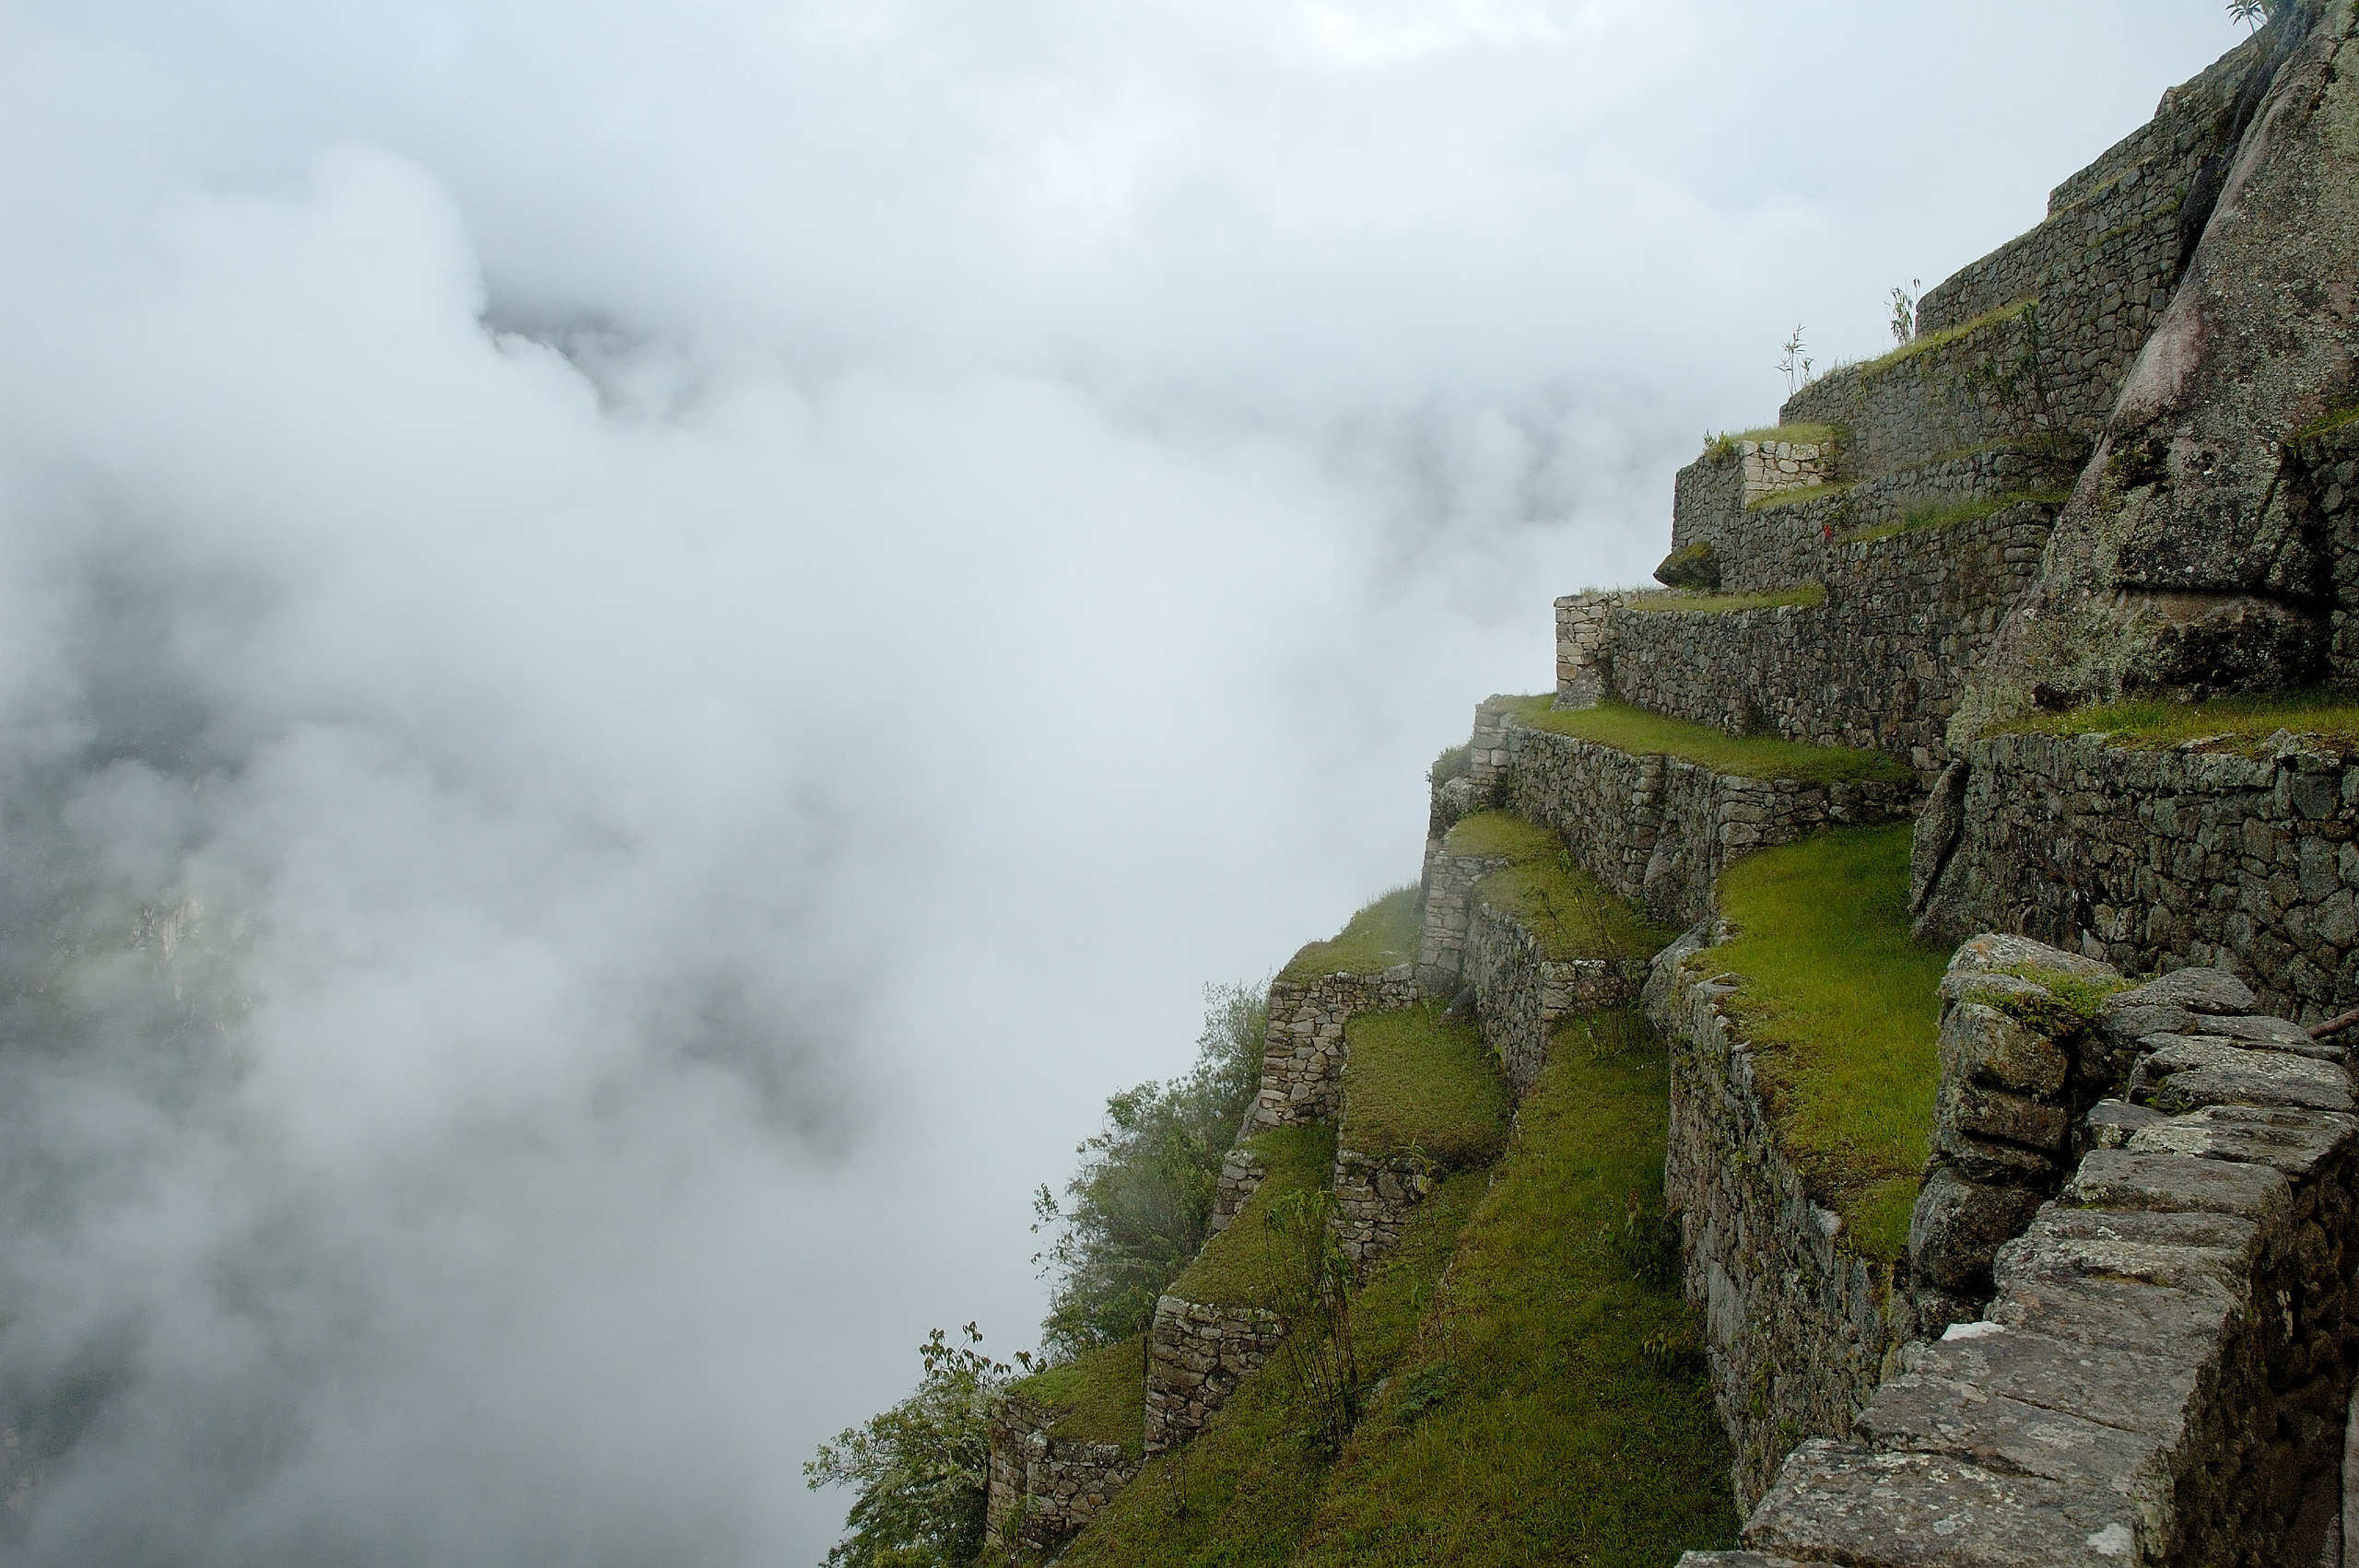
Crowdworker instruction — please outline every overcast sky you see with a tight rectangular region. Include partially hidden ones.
[0,2,2250,1562]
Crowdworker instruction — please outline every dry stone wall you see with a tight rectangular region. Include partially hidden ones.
[984,1395,1141,1555]
[1686,931,2359,1568]
[1413,848,1512,995]
[1465,898,1645,1096]
[2294,419,2359,684]
[1604,501,2054,772]
[1248,968,1422,1133]
[1143,1296,1287,1455]
[1649,925,1915,1511]
[1497,720,1914,927]
[1330,1150,1436,1279]
[1919,731,2359,1024]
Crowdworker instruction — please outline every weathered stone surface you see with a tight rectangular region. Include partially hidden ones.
[1746,1439,2143,1567]
[1948,932,2118,985]
[1908,1167,2045,1295]
[2086,1097,2169,1148]
[2109,965,2259,1016]
[1942,1080,2070,1150]
[1913,761,1969,912]
[2130,1034,2355,1113]
[1988,1268,2239,1363]
[2124,1102,2359,1177]
[1856,1370,2168,1493]
[985,1393,1142,1555]
[1144,1295,1286,1454]
[1940,1001,2070,1096]
[1675,1555,1804,1568]
[1902,1324,2202,1438]
[2062,1148,2294,1222]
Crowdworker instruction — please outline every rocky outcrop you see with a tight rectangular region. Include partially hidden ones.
[1956,0,2359,724]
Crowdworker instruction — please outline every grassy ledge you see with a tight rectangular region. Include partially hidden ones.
[1440,811,1675,964]
[1485,696,1914,788]
[1009,1336,1147,1458]
[1289,1014,1739,1566]
[1708,825,1948,1260]
[1057,1018,1740,1568]
[1837,486,2073,546]
[1168,1125,1338,1307]
[1850,298,2036,380]
[1700,422,1838,461]
[1280,887,1420,987]
[1998,687,2359,755]
[1625,584,1826,614]
[1340,1004,1512,1169]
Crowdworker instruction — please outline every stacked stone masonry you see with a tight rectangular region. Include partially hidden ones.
[1649,924,1914,1510]
[1247,968,1423,1134]
[1466,897,1645,1097]
[1496,718,1915,927]
[1602,501,2055,772]
[984,1395,1141,1556]
[1919,731,2359,1024]
[1683,930,2359,1568]
[1330,1149,1436,1280]
[1143,1295,1288,1455]
[2295,420,2359,684]
[1413,847,1513,995]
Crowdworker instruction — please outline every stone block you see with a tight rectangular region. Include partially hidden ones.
[1939,1002,2069,1096]
[2108,966,2258,1016]
[1856,1370,2169,1492]
[2085,1098,2167,1148]
[1909,1166,2046,1295]
[1942,1080,2070,1150]
[1902,1324,2200,1438]
[2123,1104,2359,1179]
[1949,932,2120,986]
[2061,1150,2293,1223]
[1745,1439,2144,1567]
[2129,1036,2354,1114]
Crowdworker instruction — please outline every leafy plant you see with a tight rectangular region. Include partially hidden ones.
[2229,0,2271,30]
[1888,278,1921,347]
[1602,1186,1683,1290]
[805,1325,1019,1568]
[1032,983,1267,1354]
[1258,1188,1363,1455]
[1779,324,1814,397]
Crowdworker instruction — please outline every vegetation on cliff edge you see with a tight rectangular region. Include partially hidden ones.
[1278,888,1420,987]
[1709,824,1947,1261]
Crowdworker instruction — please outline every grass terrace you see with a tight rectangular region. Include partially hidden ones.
[1279,887,1420,987]
[1339,1005,1511,1170]
[1708,824,1949,1259]
[1837,485,2074,545]
[1439,813,1674,964]
[1009,1336,1147,1458]
[1059,1016,1739,1568]
[2000,687,2359,755]
[1485,696,1914,788]
[1701,422,1839,461]
[1625,584,1826,614]
[1851,298,2036,380]
[1168,1125,1338,1307]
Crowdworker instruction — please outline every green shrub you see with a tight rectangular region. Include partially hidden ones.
[1034,982,1268,1353]
[805,1326,1014,1568]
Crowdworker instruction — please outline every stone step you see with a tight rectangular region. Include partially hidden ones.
[1746,1439,2144,1567]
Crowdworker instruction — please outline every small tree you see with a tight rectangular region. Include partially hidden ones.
[1030,982,1266,1354]
[804,1325,1017,1568]
[1888,278,1921,347]
[1259,1188,1362,1454]
[2228,0,2271,31]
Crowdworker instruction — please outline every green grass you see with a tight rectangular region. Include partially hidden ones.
[1850,298,2036,380]
[1438,812,1676,965]
[1837,486,2073,545]
[1701,422,1838,460]
[1059,1168,1495,1568]
[1280,888,1420,987]
[1288,1014,1739,1566]
[1499,696,1913,787]
[1340,1005,1512,1170]
[1011,1337,1148,1457]
[1743,483,1848,512]
[1999,686,2359,754]
[1625,584,1826,614]
[1057,1019,1739,1568]
[1708,825,1950,1260]
[2295,403,2359,444]
[1169,1126,1339,1307]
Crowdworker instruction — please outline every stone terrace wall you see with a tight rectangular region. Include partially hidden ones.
[1498,721,1915,927]
[1662,446,2060,606]
[1144,1296,1287,1455]
[1690,947,2359,1568]
[1779,306,2071,485]
[2294,419,2359,683]
[1248,968,1422,1133]
[985,1395,1142,1555]
[1554,591,1626,707]
[1892,36,2265,437]
[1413,848,1512,994]
[1331,1150,1435,1280]
[1649,928,1915,1511]
[1919,731,2359,1023]
[1465,898,1646,1096]
[1605,501,2055,773]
